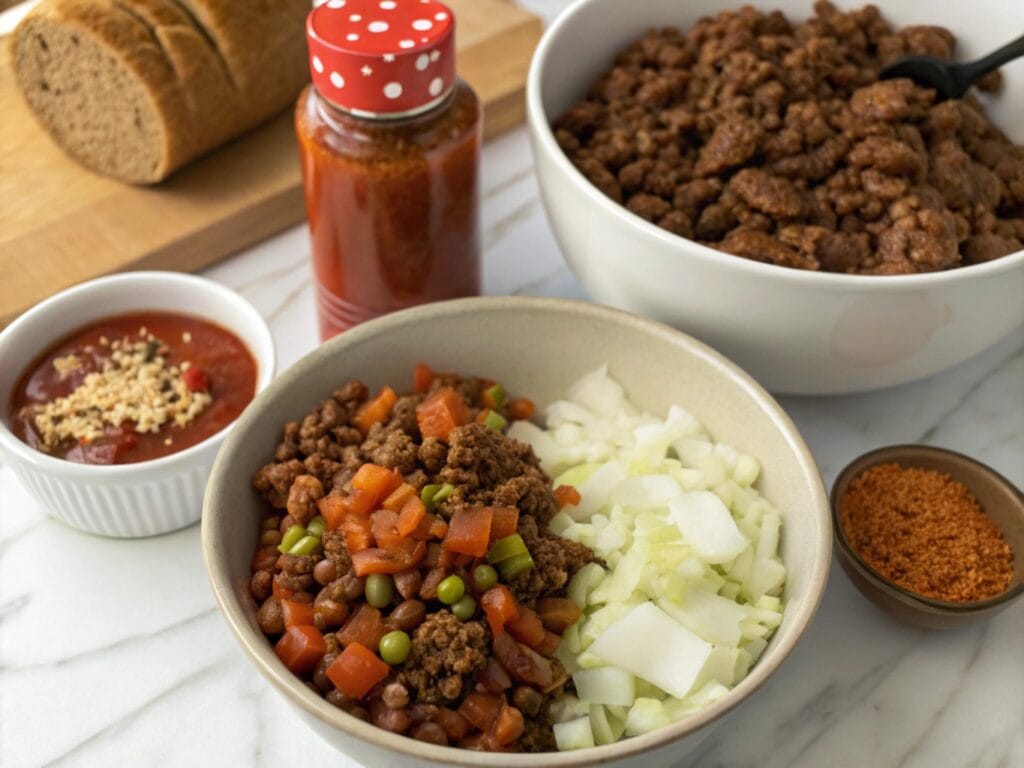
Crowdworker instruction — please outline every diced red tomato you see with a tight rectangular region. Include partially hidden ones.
[338,605,386,650]
[442,506,493,557]
[341,515,374,555]
[181,366,208,392]
[480,585,518,637]
[274,625,326,674]
[326,642,389,700]
[506,606,546,648]
[371,509,402,548]
[413,363,434,394]
[416,387,470,441]
[488,507,519,542]
[554,484,581,509]
[457,691,503,732]
[351,540,426,576]
[281,599,316,629]
[353,386,398,436]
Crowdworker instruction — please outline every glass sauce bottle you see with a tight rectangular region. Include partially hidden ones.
[298,0,481,339]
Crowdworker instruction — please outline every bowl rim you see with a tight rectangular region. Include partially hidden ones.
[830,443,1024,613]
[0,271,276,477]
[202,295,832,766]
[525,0,1024,290]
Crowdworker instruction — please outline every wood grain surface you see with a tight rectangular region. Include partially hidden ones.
[0,0,542,327]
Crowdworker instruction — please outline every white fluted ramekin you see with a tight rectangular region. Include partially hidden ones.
[0,272,275,538]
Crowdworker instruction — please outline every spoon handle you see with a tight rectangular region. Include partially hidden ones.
[957,32,1024,86]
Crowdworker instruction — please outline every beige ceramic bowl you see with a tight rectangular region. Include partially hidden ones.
[527,0,1024,395]
[832,445,1024,629]
[203,297,830,767]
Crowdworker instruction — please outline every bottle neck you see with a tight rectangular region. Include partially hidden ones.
[314,82,457,125]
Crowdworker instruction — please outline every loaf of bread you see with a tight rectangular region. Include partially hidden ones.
[11,0,309,183]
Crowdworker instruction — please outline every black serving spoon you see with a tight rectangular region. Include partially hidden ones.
[880,32,1024,100]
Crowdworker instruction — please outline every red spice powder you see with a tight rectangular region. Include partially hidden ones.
[839,463,1014,602]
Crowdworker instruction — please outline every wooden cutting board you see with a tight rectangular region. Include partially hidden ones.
[0,0,542,327]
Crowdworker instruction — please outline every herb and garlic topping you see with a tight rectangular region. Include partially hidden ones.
[21,331,212,450]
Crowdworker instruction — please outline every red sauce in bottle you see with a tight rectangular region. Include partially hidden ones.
[297,0,481,339]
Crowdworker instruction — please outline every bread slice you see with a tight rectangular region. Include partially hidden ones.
[10,0,309,184]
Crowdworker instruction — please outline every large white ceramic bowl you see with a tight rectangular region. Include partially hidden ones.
[0,272,275,537]
[527,0,1024,395]
[203,297,831,768]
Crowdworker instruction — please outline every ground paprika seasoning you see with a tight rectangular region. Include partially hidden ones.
[838,463,1014,602]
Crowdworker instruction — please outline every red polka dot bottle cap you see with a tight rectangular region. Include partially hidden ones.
[307,0,457,117]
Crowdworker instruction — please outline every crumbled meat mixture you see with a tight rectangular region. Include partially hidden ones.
[247,373,597,752]
[554,1,1024,273]
[398,612,489,703]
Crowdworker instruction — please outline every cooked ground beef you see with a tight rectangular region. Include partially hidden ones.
[554,1,1024,274]
[248,371,594,752]
[399,611,489,703]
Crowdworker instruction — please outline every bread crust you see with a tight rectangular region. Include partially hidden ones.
[11,0,310,183]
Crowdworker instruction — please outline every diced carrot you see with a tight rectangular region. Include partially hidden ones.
[274,625,327,674]
[443,506,493,557]
[351,464,403,510]
[351,540,426,576]
[341,515,374,555]
[272,580,295,601]
[342,488,372,517]
[281,599,316,629]
[326,642,390,700]
[554,484,581,509]
[410,510,446,541]
[396,495,426,537]
[534,630,562,657]
[507,397,535,421]
[371,509,402,548]
[338,605,386,650]
[457,691,503,733]
[491,704,525,746]
[536,598,582,633]
[318,494,349,531]
[488,507,519,542]
[506,606,546,648]
[420,566,446,600]
[416,387,470,441]
[382,483,417,513]
[353,386,398,436]
[480,585,518,637]
[413,363,434,394]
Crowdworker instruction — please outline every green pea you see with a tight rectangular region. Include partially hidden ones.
[421,484,442,504]
[436,574,466,605]
[306,516,326,538]
[287,534,321,556]
[278,524,306,554]
[498,552,535,579]
[379,630,411,665]
[365,574,394,608]
[451,595,477,621]
[432,483,455,503]
[472,564,498,592]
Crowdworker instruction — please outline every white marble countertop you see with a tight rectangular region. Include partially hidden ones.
[2,2,1023,766]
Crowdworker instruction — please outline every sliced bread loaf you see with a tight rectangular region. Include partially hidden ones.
[10,0,309,184]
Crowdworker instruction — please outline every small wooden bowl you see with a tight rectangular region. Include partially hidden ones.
[831,445,1024,629]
